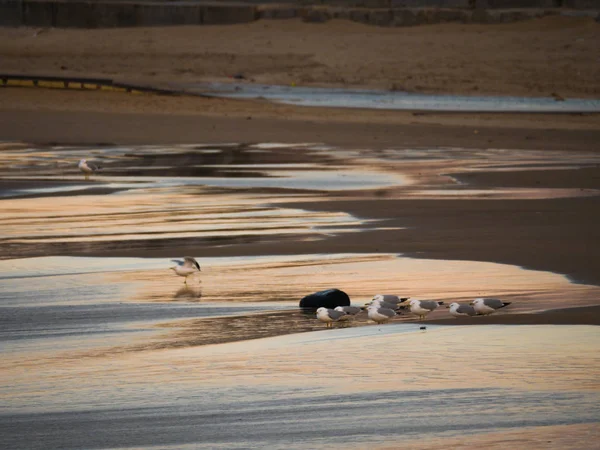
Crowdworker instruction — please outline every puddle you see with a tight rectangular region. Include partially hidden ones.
[184,82,600,113]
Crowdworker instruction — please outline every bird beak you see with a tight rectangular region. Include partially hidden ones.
[469,302,474,305]
[445,305,450,309]
[169,267,176,271]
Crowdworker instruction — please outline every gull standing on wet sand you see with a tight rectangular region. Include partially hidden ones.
[78,159,100,180]
[448,302,477,318]
[316,307,347,328]
[367,298,402,311]
[471,298,511,315]
[372,294,408,306]
[408,299,444,321]
[366,304,397,324]
[334,305,362,324]
[170,257,201,284]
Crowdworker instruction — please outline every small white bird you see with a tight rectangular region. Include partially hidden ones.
[170,257,201,284]
[408,299,444,321]
[471,298,511,315]
[366,305,396,324]
[316,307,347,328]
[448,302,477,318]
[78,159,100,180]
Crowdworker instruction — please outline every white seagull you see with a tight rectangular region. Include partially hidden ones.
[372,294,403,305]
[334,305,362,324]
[334,305,362,316]
[366,305,396,324]
[368,298,402,311]
[170,257,201,284]
[471,298,511,315]
[316,307,347,328]
[448,302,477,318]
[78,159,100,180]
[408,299,444,321]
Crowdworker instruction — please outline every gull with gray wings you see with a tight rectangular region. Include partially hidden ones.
[471,298,511,315]
[170,257,201,284]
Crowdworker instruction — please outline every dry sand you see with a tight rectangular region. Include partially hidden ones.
[1,16,600,98]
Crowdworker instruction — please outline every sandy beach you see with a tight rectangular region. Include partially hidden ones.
[2,16,600,98]
[1,13,600,449]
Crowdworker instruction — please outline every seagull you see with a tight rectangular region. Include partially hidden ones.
[471,298,511,315]
[170,257,201,284]
[448,302,477,318]
[78,159,100,180]
[366,305,396,324]
[373,294,410,305]
[316,307,347,328]
[408,299,444,321]
[334,305,362,324]
[335,305,362,316]
[367,298,402,311]
[372,294,403,305]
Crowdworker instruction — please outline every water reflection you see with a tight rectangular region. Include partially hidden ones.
[173,285,203,301]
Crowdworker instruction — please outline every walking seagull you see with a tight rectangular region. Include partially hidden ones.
[448,302,477,318]
[78,159,100,180]
[316,307,347,328]
[471,298,511,315]
[408,299,444,321]
[170,257,201,284]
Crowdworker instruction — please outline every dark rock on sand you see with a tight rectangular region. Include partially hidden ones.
[299,288,351,309]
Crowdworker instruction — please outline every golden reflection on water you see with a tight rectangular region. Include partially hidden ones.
[152,324,600,392]
[67,252,598,356]
[131,253,599,311]
[378,423,600,450]
[3,325,598,415]
[0,189,362,245]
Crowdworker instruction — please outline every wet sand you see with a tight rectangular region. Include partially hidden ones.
[2,324,599,449]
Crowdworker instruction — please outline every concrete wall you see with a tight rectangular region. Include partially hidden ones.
[0,0,22,26]
[1,0,598,29]
[4,1,258,28]
[476,0,559,8]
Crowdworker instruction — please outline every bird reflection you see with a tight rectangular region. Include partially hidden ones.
[173,284,203,301]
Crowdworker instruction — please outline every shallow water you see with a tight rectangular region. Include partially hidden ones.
[1,144,599,257]
[2,323,599,449]
[1,142,600,448]
[186,82,600,113]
